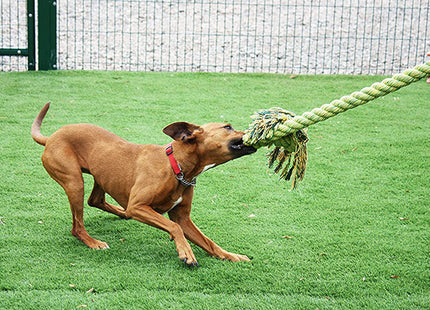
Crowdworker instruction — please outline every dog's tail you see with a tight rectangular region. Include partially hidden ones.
[31,102,51,146]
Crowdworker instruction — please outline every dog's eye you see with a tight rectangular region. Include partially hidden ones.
[223,125,234,131]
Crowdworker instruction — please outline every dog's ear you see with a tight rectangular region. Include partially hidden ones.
[163,122,203,143]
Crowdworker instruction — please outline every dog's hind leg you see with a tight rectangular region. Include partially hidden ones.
[88,181,129,219]
[67,178,110,249]
[42,152,109,249]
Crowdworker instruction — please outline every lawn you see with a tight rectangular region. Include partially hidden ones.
[0,71,429,309]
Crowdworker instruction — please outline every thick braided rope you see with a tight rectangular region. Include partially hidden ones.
[243,61,430,147]
[271,61,430,137]
[242,61,429,187]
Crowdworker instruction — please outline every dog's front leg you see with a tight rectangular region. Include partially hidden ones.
[168,204,250,262]
[125,204,197,265]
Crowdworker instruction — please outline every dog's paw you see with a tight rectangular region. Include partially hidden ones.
[220,252,251,262]
[181,258,199,268]
[89,241,110,250]
[176,242,198,267]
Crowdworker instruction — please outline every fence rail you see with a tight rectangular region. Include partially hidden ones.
[2,0,430,74]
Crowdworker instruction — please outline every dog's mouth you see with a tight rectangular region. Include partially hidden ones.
[228,138,257,157]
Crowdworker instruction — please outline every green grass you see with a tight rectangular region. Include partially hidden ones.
[0,71,429,309]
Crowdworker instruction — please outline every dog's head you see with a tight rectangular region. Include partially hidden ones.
[163,122,256,165]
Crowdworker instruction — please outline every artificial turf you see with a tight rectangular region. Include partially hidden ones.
[0,71,429,309]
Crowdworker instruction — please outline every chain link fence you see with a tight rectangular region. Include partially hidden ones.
[56,0,430,74]
[2,0,430,74]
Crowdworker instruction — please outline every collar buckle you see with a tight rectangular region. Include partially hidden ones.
[166,144,173,156]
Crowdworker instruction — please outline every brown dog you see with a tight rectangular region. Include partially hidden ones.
[31,103,256,266]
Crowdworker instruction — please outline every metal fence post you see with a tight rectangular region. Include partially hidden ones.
[27,0,36,70]
[38,0,57,70]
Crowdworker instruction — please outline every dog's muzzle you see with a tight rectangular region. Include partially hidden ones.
[228,138,257,158]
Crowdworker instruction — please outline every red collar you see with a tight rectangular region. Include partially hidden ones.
[165,143,196,187]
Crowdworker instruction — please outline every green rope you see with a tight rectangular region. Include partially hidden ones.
[243,61,430,188]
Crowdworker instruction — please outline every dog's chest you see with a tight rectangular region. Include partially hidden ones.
[165,196,183,213]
